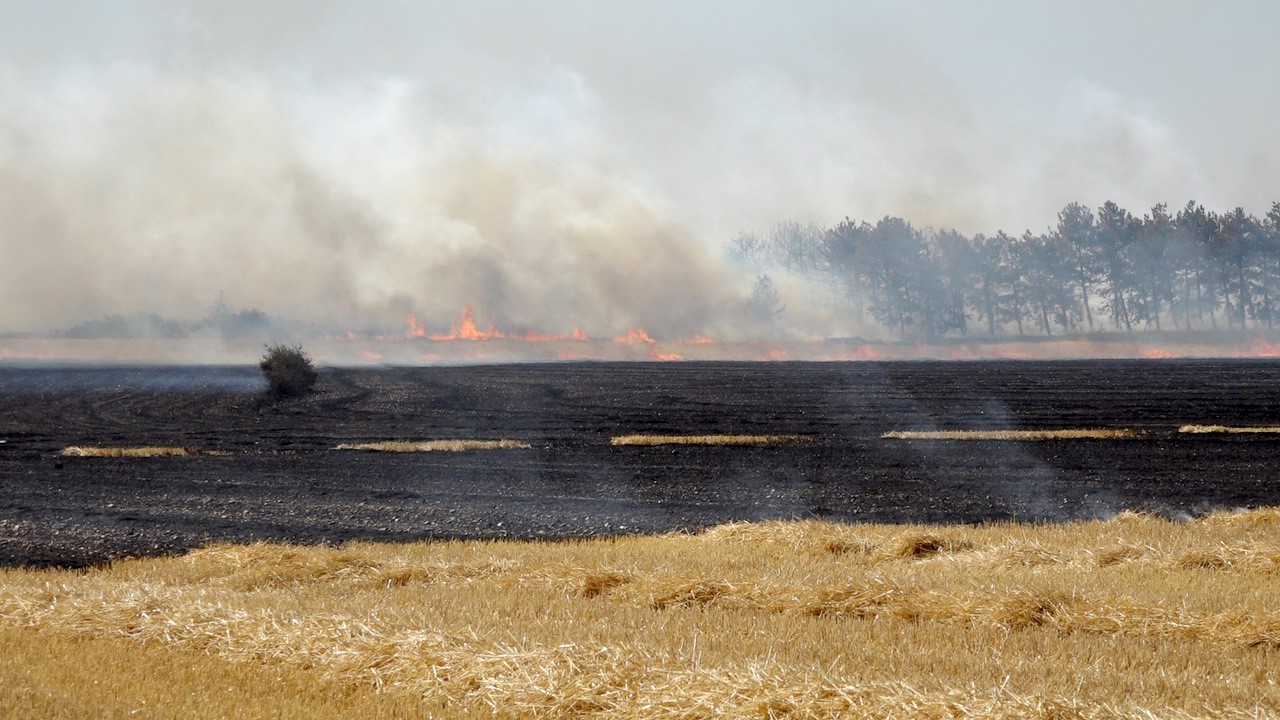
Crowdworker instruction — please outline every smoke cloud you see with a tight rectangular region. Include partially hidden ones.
[0,2,1275,343]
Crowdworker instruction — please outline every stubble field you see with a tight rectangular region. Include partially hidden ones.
[3,360,1280,718]
[3,359,1280,567]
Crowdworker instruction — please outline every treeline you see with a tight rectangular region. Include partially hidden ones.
[732,201,1280,338]
[61,298,276,339]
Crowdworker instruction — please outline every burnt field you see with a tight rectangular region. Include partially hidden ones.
[2,359,1280,568]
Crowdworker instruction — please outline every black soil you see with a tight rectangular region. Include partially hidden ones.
[3,360,1279,568]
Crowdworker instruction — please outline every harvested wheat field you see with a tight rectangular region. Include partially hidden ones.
[335,439,533,452]
[7,360,1280,568]
[882,429,1145,441]
[610,434,809,446]
[3,509,1280,719]
[59,445,225,457]
[1180,425,1280,435]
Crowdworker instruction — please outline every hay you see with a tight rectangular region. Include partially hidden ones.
[882,428,1145,440]
[60,446,225,458]
[7,508,1280,718]
[1179,424,1280,435]
[610,434,809,447]
[333,439,532,452]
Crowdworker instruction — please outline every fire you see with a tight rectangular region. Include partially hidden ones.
[614,328,656,344]
[1140,347,1177,359]
[405,313,427,338]
[1246,335,1280,358]
[763,349,790,361]
[650,348,682,361]
[521,327,590,342]
[684,334,716,345]
[421,307,504,341]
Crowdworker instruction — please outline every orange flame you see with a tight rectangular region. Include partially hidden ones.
[428,307,504,341]
[614,328,656,344]
[684,333,716,345]
[1246,335,1280,357]
[650,348,682,361]
[405,312,427,338]
[521,327,590,342]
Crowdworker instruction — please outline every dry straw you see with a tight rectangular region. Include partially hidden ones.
[610,434,809,447]
[882,428,1145,441]
[1179,424,1280,435]
[60,446,227,457]
[334,439,532,452]
[5,508,1280,718]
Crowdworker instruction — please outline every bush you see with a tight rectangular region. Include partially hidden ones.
[259,343,318,398]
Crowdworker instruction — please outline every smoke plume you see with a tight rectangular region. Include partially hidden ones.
[0,3,1274,347]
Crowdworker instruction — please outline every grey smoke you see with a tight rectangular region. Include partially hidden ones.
[1,2,1275,340]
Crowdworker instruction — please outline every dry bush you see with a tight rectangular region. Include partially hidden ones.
[5,509,1280,719]
[60,446,225,458]
[610,434,809,447]
[334,439,532,452]
[882,428,1146,440]
[259,343,318,398]
[1179,424,1280,434]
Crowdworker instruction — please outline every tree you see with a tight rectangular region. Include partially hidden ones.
[1055,203,1099,331]
[259,344,318,398]
[745,274,784,323]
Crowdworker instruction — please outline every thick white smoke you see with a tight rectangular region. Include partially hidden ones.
[0,2,1273,342]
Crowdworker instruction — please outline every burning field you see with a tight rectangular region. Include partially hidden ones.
[4,359,1280,568]
[4,358,1280,717]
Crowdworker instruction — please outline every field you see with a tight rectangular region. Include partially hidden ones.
[3,510,1280,718]
[3,360,1280,717]
[4,360,1280,567]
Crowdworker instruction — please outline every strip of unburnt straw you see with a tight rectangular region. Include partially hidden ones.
[1179,424,1280,435]
[610,434,809,447]
[882,428,1145,441]
[60,446,227,458]
[333,439,532,452]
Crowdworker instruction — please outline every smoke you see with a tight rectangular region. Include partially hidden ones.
[0,2,1273,344]
[0,65,736,338]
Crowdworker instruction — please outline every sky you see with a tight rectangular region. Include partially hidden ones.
[1,1,1277,337]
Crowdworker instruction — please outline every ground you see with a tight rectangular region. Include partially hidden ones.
[2,359,1280,567]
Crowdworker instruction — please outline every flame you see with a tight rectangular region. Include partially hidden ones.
[650,348,682,361]
[428,307,504,341]
[1245,335,1280,357]
[1140,347,1177,359]
[362,351,384,361]
[684,333,716,345]
[763,349,790,361]
[614,328,656,344]
[521,327,590,342]
[405,312,427,338]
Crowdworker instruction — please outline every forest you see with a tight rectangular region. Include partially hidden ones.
[733,201,1280,339]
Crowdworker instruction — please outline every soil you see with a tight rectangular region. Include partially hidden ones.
[3,360,1280,568]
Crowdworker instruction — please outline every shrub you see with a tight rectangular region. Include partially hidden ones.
[259,343,318,398]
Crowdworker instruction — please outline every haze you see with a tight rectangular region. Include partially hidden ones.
[2,1,1276,340]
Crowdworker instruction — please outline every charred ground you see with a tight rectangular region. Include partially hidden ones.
[2,360,1280,567]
